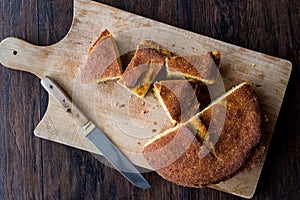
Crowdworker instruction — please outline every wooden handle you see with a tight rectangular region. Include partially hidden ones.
[0,38,56,78]
[41,76,90,127]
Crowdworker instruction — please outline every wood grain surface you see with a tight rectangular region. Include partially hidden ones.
[0,0,293,198]
[0,0,299,200]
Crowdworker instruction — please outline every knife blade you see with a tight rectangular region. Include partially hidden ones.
[40,76,150,189]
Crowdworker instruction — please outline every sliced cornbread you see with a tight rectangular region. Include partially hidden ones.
[81,29,122,83]
[166,51,221,84]
[153,80,201,125]
[118,40,170,98]
[142,82,262,187]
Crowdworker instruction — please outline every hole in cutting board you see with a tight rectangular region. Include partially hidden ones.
[13,50,18,55]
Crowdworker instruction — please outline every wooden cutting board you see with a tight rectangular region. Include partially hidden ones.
[0,0,292,198]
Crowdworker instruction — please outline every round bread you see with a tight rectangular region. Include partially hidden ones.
[142,82,262,187]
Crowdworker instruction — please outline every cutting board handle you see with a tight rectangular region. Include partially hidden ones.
[0,37,58,78]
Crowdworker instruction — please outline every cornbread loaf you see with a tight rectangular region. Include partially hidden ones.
[142,82,262,187]
[81,29,122,83]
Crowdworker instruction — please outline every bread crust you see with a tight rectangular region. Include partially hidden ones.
[118,40,167,98]
[166,51,221,84]
[81,29,122,83]
[142,82,262,187]
[153,80,202,125]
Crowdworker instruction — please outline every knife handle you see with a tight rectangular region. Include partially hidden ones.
[41,76,90,127]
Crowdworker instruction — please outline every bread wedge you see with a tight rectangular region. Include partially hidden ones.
[118,40,170,98]
[166,51,221,84]
[81,29,122,83]
[153,80,201,125]
[142,82,262,187]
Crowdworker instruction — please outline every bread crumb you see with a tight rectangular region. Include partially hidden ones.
[252,63,257,67]
[141,110,149,114]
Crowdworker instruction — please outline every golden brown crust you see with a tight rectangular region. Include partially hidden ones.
[142,123,207,173]
[153,80,201,125]
[243,142,265,170]
[88,29,111,55]
[166,51,221,84]
[142,82,262,187]
[125,45,166,72]
[118,41,167,98]
[81,29,122,83]
[242,113,268,170]
[140,40,174,58]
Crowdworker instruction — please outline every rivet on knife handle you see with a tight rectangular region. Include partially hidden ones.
[40,76,89,127]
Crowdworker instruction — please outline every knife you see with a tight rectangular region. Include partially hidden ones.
[40,76,150,189]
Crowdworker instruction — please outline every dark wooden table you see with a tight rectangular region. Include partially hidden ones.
[0,0,299,199]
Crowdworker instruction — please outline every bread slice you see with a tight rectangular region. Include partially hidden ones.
[153,80,202,125]
[166,51,221,84]
[81,29,122,83]
[139,40,173,58]
[118,40,169,98]
[142,82,262,187]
